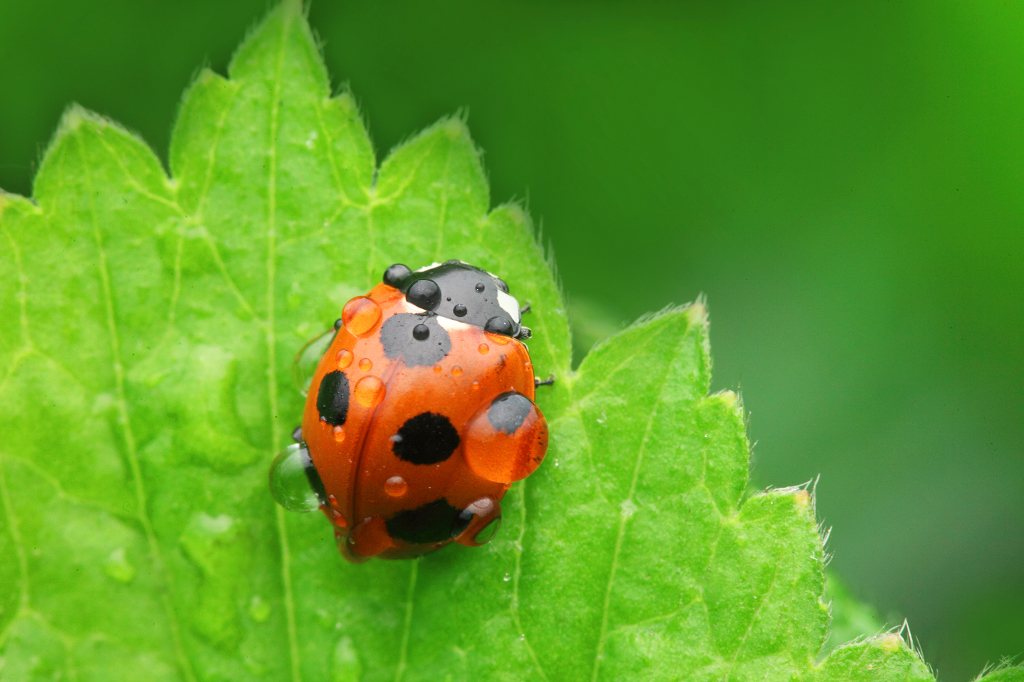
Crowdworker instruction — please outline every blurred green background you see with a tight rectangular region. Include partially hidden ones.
[1,1,1022,678]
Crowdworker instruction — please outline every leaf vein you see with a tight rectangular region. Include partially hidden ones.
[74,131,197,682]
[510,479,550,681]
[264,12,302,682]
[0,458,29,649]
[0,453,141,524]
[590,333,679,682]
[432,138,455,261]
[721,561,780,678]
[394,560,419,682]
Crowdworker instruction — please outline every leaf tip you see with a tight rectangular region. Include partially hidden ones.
[54,103,93,137]
[712,389,739,410]
[877,632,903,653]
[228,0,317,82]
[793,488,812,512]
[684,296,709,329]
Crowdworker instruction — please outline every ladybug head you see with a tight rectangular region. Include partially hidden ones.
[382,261,530,340]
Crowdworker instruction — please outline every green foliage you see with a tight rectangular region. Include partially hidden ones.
[0,3,1020,680]
[823,572,885,652]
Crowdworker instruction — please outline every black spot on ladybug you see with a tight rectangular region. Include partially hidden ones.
[487,391,533,434]
[393,412,460,465]
[383,263,412,288]
[385,498,461,544]
[484,315,513,336]
[316,370,350,426]
[381,313,451,367]
[453,304,467,317]
[407,279,441,311]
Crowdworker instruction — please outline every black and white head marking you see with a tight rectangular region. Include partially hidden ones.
[381,260,525,339]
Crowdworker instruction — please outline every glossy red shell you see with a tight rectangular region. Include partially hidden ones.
[302,283,548,561]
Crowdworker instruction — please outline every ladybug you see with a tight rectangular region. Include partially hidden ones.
[270,261,550,562]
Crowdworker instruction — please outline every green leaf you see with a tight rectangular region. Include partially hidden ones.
[0,2,1015,680]
[822,572,884,652]
[806,632,933,682]
[975,665,1024,682]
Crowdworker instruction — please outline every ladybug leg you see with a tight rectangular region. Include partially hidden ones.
[535,375,555,388]
[519,303,532,315]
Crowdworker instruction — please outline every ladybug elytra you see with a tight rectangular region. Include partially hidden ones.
[270,261,549,562]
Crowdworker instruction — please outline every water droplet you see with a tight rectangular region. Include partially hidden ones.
[413,324,430,341]
[248,595,271,623]
[329,507,348,528]
[475,282,486,293]
[452,366,463,377]
[384,476,407,497]
[179,513,248,651]
[269,443,322,512]
[103,547,135,583]
[292,328,334,394]
[452,497,502,546]
[341,296,382,337]
[503,573,511,582]
[358,358,372,372]
[478,343,489,355]
[474,517,501,544]
[464,393,548,483]
[433,364,443,374]
[336,349,353,369]
[383,263,412,288]
[407,279,441,311]
[484,316,513,336]
[485,330,512,346]
[354,375,386,408]
[453,304,468,317]
[331,636,363,682]
[332,426,346,443]
[471,381,480,391]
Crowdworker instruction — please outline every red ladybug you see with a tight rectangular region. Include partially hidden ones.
[270,261,549,562]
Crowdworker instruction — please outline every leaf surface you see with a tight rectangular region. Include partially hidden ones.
[0,3,1017,680]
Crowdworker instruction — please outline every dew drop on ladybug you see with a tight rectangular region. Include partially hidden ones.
[292,327,335,395]
[273,260,551,562]
[269,443,326,512]
[341,296,383,337]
